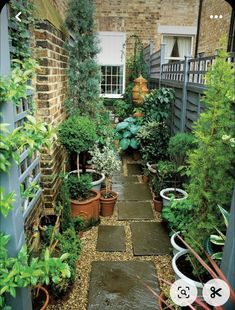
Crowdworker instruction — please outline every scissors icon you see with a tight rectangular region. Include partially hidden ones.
[210,286,222,298]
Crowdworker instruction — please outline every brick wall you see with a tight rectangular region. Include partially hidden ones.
[34,20,68,212]
[198,0,232,55]
[94,0,199,54]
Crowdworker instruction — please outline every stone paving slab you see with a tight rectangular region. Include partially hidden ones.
[112,175,139,184]
[127,164,143,175]
[96,226,126,252]
[117,183,152,201]
[131,222,171,255]
[118,201,154,220]
[88,261,159,310]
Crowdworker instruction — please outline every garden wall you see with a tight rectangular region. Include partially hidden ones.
[94,0,198,54]
[33,1,69,212]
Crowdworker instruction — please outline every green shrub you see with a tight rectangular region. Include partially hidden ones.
[115,117,141,151]
[143,88,175,122]
[137,121,170,162]
[58,116,97,155]
[66,174,92,200]
[162,199,194,233]
[113,99,132,120]
[168,133,195,168]
[65,0,100,115]
[184,44,235,275]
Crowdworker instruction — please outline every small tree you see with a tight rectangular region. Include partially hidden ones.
[184,44,235,270]
[65,0,100,116]
[58,116,97,176]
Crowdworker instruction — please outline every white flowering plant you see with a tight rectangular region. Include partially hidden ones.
[89,142,121,194]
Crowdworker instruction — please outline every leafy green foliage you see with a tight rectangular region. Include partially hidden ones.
[126,35,148,83]
[168,132,195,168]
[51,228,81,293]
[65,0,100,115]
[184,45,235,274]
[0,189,15,218]
[143,88,175,123]
[58,115,97,155]
[9,0,35,61]
[210,206,229,260]
[0,234,70,308]
[115,117,141,151]
[137,121,170,162]
[66,174,92,200]
[113,100,132,120]
[95,107,115,147]
[162,199,194,233]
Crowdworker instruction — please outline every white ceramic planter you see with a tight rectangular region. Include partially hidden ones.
[69,169,105,192]
[160,188,188,207]
[171,231,187,256]
[172,249,204,298]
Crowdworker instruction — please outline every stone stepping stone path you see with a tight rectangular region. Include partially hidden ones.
[131,222,171,256]
[118,201,154,220]
[87,161,170,309]
[96,226,126,252]
[127,163,143,175]
[88,261,160,310]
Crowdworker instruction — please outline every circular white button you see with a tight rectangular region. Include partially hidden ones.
[210,15,214,19]
[170,279,198,307]
[202,279,230,306]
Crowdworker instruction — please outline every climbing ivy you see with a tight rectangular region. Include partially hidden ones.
[9,0,35,62]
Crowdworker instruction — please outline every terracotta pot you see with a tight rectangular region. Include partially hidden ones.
[100,190,118,217]
[133,112,144,118]
[33,286,49,310]
[142,175,149,183]
[70,190,100,221]
[158,292,166,310]
[132,75,149,105]
[153,196,163,212]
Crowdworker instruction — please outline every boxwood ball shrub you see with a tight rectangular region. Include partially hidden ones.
[66,174,92,200]
[58,115,97,173]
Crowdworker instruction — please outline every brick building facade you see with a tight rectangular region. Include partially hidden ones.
[197,0,233,55]
[94,0,199,55]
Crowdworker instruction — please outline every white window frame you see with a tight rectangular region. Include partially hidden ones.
[162,34,194,62]
[97,31,126,98]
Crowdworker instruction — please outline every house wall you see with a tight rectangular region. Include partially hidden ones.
[33,0,68,213]
[94,0,199,55]
[198,0,232,55]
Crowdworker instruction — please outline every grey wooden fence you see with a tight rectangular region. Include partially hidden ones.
[143,43,235,133]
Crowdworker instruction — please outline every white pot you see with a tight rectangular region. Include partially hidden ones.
[146,162,157,174]
[171,231,187,256]
[160,188,188,207]
[172,249,204,298]
[69,169,105,191]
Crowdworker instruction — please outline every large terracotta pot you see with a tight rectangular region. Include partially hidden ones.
[132,75,148,105]
[70,190,100,221]
[100,190,118,217]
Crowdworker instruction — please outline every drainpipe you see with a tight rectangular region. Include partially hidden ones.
[195,0,203,58]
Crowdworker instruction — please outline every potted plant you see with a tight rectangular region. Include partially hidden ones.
[0,233,71,309]
[133,107,144,118]
[58,115,105,191]
[65,174,100,221]
[150,175,163,212]
[89,143,121,216]
[142,166,150,183]
[115,117,141,152]
[160,188,188,207]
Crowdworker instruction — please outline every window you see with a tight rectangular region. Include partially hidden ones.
[101,65,123,95]
[163,36,192,63]
[97,32,126,98]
